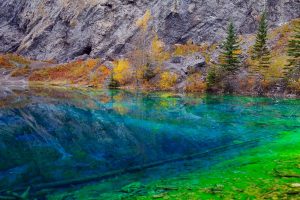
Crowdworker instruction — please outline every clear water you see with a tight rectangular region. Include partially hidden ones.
[0,86,299,193]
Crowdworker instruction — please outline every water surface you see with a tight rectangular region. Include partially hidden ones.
[0,86,299,193]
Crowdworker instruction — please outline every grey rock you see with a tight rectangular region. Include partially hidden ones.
[103,60,114,70]
[163,53,206,76]
[171,56,183,64]
[183,53,206,72]
[0,0,299,62]
[75,54,89,61]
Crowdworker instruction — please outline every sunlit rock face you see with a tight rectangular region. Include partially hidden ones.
[0,0,299,62]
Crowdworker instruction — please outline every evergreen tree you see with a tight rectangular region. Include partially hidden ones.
[220,22,241,73]
[251,12,271,79]
[287,20,300,79]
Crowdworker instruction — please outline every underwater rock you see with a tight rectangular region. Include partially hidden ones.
[202,184,224,194]
[121,182,143,193]
[290,183,300,188]
[152,193,167,198]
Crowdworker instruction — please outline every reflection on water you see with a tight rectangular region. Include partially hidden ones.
[0,86,299,191]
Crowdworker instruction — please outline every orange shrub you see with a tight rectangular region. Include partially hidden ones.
[239,76,256,92]
[0,55,12,68]
[11,66,30,77]
[261,79,273,91]
[90,65,111,87]
[185,73,207,92]
[85,59,98,69]
[29,59,101,86]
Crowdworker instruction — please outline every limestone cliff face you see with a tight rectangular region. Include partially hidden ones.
[0,0,299,62]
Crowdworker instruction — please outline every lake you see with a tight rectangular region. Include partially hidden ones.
[0,86,299,198]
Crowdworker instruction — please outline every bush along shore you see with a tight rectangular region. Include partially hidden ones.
[0,16,299,97]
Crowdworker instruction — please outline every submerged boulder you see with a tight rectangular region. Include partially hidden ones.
[121,182,143,193]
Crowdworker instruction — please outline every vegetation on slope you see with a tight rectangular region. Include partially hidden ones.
[29,59,110,87]
[0,13,299,96]
[0,54,32,77]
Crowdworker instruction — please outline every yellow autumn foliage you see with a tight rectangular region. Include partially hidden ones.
[174,40,201,56]
[269,55,289,79]
[247,54,289,80]
[136,65,147,80]
[233,49,243,55]
[136,10,151,32]
[288,79,300,93]
[159,71,178,90]
[113,59,132,85]
[151,34,170,63]
[185,73,207,92]
[151,35,164,55]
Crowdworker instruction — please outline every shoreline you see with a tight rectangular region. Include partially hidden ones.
[3,80,295,99]
[0,77,298,99]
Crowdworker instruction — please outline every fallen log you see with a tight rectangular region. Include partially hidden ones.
[2,136,267,197]
[273,169,300,178]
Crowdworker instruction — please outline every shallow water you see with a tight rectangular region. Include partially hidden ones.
[0,86,299,194]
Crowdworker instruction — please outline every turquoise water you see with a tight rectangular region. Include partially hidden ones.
[0,87,299,195]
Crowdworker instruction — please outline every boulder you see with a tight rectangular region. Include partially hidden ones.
[163,53,206,76]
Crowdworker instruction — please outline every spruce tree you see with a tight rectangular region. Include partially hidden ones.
[287,21,300,79]
[252,12,271,78]
[220,22,241,74]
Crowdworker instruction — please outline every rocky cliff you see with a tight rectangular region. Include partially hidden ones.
[0,0,299,62]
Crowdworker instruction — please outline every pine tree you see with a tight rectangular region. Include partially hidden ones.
[220,22,241,74]
[253,12,269,59]
[287,20,300,79]
[252,12,271,78]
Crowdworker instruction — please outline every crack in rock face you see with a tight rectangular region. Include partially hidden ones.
[0,0,299,62]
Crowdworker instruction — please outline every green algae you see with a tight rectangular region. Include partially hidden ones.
[48,129,300,200]
[133,129,300,200]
